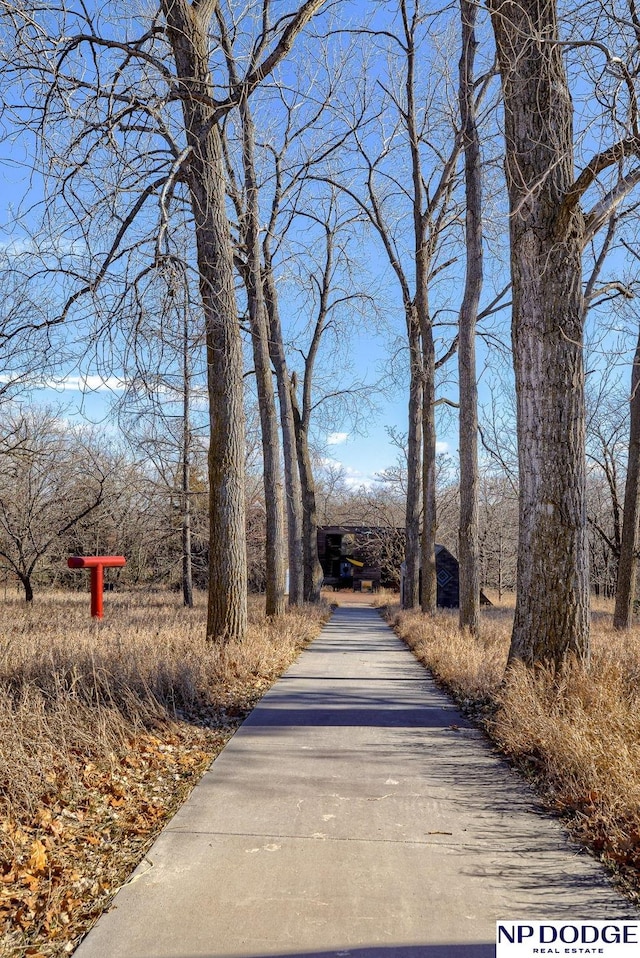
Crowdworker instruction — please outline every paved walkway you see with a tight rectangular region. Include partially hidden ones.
[75,607,635,958]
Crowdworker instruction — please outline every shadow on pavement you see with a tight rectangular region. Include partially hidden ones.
[177,947,495,958]
[246,705,466,728]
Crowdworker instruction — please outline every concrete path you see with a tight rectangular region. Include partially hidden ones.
[75,607,635,958]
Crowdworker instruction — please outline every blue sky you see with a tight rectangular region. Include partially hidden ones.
[0,0,505,489]
[3,0,640,496]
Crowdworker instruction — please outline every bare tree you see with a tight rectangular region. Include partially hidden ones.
[284,197,374,600]
[162,0,329,634]
[229,48,365,606]
[0,239,69,406]
[112,260,207,607]
[0,407,113,601]
[227,90,287,618]
[457,0,483,635]
[614,324,640,627]
[478,471,518,600]
[0,0,330,640]
[180,301,195,608]
[586,381,627,584]
[487,0,640,666]
[329,1,465,611]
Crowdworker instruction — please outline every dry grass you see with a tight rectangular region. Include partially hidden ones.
[387,599,640,904]
[7,586,639,948]
[0,590,330,956]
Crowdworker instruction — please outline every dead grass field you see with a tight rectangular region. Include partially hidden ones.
[5,587,639,952]
[0,590,331,957]
[387,597,640,905]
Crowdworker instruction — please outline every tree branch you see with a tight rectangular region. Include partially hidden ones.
[583,166,640,245]
[564,137,640,212]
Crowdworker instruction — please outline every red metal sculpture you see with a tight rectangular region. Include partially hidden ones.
[67,556,126,618]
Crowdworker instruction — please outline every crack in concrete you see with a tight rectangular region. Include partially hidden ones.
[163,827,503,850]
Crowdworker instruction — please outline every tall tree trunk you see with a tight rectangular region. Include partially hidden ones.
[263,262,304,607]
[421,306,437,615]
[457,0,482,636]
[488,0,589,667]
[613,326,640,630]
[403,4,424,612]
[240,97,286,617]
[405,1,437,614]
[403,317,422,609]
[182,303,193,609]
[290,381,323,603]
[286,220,336,606]
[163,0,247,642]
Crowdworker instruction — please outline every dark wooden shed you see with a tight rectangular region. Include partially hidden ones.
[433,544,460,608]
[398,545,460,607]
[401,545,491,608]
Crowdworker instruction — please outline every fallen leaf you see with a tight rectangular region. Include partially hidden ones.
[26,840,47,874]
[20,872,40,892]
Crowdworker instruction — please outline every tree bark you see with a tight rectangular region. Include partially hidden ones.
[613,326,640,629]
[263,258,304,608]
[403,3,428,612]
[421,306,437,615]
[163,0,247,642]
[403,314,422,609]
[182,302,193,609]
[240,96,286,617]
[20,574,33,603]
[404,0,438,615]
[457,0,482,636]
[289,380,323,602]
[488,0,590,667]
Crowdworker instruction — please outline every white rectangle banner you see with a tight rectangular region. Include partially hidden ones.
[496,921,640,956]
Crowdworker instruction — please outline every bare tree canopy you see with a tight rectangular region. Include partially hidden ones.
[0,0,332,640]
[0,406,115,601]
[4,0,640,669]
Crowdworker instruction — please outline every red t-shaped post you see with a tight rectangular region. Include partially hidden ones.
[67,556,126,618]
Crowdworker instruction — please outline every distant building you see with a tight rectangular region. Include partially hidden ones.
[317,525,392,592]
[317,523,459,605]
[317,525,490,607]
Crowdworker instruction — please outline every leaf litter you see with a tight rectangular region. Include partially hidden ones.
[0,592,330,956]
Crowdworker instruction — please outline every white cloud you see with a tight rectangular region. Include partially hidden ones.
[50,375,126,393]
[317,455,376,489]
[0,236,35,256]
[327,431,349,446]
[343,474,375,490]
[0,373,126,392]
[436,441,449,454]
[341,464,376,490]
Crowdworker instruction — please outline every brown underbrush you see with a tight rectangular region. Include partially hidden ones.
[388,599,640,904]
[0,590,330,956]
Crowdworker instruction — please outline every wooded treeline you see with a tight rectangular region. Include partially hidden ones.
[1,0,640,671]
